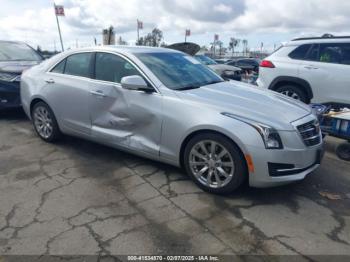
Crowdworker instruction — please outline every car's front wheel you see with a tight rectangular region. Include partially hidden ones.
[32,102,61,142]
[183,133,247,194]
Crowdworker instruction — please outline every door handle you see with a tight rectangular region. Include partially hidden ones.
[45,79,55,84]
[90,90,106,97]
[304,65,318,70]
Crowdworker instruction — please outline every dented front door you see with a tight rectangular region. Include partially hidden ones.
[89,52,163,156]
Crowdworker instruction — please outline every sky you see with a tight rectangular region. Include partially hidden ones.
[0,0,350,52]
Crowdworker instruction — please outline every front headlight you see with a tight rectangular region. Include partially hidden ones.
[222,112,283,149]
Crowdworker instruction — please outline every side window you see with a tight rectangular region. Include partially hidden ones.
[64,53,93,78]
[318,43,350,65]
[288,44,311,60]
[305,44,320,61]
[341,43,350,65]
[51,59,66,74]
[95,52,142,83]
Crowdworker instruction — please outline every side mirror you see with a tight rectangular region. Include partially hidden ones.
[121,75,154,93]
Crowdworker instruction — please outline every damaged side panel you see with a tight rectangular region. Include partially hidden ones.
[89,81,163,157]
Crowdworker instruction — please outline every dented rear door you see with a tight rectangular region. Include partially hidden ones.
[89,52,163,156]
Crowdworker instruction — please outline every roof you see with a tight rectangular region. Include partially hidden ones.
[292,36,350,41]
[70,45,180,54]
[285,36,350,46]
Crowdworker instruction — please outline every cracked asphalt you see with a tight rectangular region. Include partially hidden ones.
[0,109,349,257]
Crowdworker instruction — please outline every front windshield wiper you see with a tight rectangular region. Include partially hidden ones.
[176,85,200,91]
[176,80,223,90]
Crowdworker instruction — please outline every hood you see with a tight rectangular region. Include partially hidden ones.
[166,42,200,56]
[176,81,312,131]
[208,64,241,73]
[0,61,41,74]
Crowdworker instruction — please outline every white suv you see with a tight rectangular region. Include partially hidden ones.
[257,36,350,107]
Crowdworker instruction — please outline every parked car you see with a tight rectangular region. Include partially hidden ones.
[0,40,43,109]
[21,46,323,194]
[257,35,350,107]
[214,58,233,64]
[166,42,242,81]
[227,58,260,73]
[194,55,242,81]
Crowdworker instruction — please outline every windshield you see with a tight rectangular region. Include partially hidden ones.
[135,52,223,90]
[194,55,217,65]
[0,42,42,61]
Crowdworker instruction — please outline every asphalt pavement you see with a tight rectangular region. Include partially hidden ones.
[0,109,349,258]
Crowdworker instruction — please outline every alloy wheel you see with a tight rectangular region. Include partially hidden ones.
[280,90,301,100]
[189,140,235,188]
[33,106,53,139]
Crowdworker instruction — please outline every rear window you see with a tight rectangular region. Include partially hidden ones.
[288,44,312,60]
[51,59,66,74]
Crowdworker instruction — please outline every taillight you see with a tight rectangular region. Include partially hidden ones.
[260,60,275,68]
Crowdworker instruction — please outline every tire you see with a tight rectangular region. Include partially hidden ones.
[275,85,309,103]
[336,143,350,161]
[183,132,247,194]
[31,101,61,142]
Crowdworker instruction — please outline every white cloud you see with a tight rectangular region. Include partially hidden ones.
[0,0,349,50]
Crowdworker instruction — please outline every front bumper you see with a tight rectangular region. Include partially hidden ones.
[247,142,324,188]
[0,80,21,109]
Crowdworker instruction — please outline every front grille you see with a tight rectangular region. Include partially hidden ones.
[297,120,321,147]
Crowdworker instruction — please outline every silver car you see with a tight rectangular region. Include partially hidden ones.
[21,46,324,194]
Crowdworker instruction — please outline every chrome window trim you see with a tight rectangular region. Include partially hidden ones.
[46,50,160,94]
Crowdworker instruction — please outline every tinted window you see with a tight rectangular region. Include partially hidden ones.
[136,52,223,90]
[306,44,319,61]
[289,44,311,60]
[51,59,66,74]
[64,53,93,78]
[95,53,141,83]
[194,55,217,65]
[319,43,350,65]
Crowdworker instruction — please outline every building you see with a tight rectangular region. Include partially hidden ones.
[102,26,115,45]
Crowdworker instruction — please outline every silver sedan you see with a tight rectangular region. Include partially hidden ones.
[21,46,323,194]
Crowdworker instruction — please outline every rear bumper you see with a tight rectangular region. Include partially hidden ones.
[0,81,21,109]
[247,142,324,188]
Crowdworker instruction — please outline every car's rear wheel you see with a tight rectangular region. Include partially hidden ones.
[32,102,61,142]
[183,133,247,194]
[276,85,308,103]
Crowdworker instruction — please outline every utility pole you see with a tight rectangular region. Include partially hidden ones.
[137,20,143,44]
[137,20,140,43]
[53,3,64,51]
